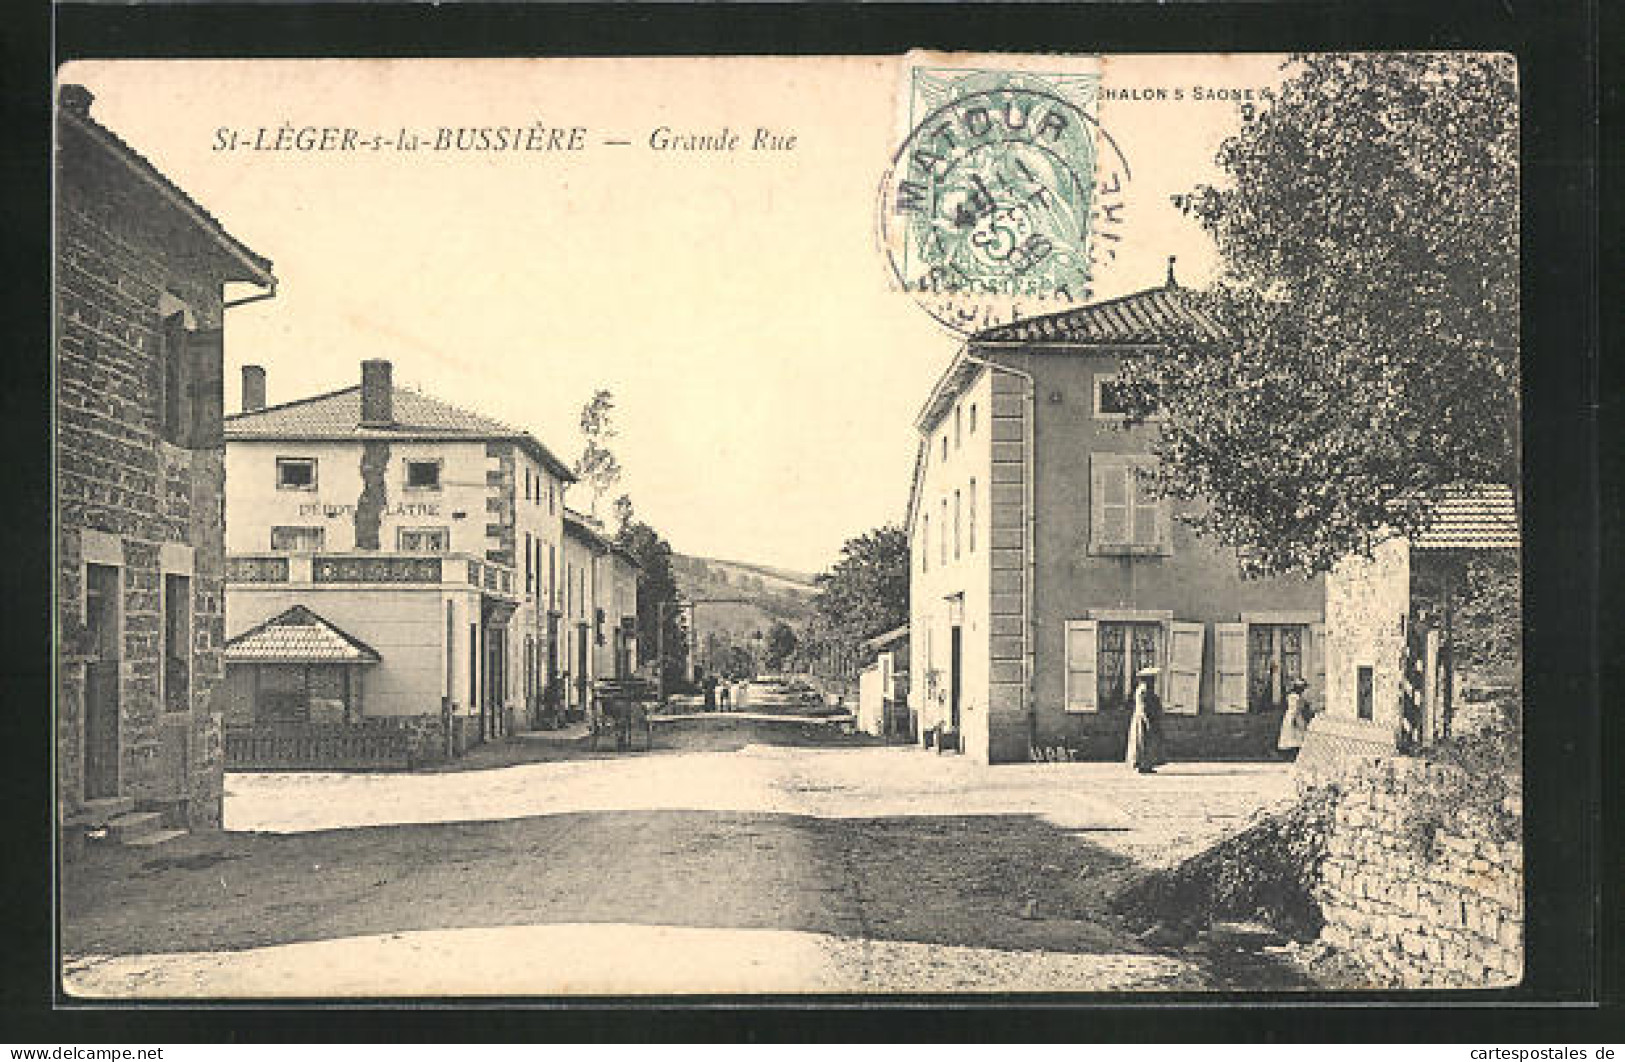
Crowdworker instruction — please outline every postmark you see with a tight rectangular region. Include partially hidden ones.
[877,67,1131,335]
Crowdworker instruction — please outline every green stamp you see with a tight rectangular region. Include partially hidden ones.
[878,66,1131,334]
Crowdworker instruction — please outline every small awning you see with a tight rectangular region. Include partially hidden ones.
[225,605,382,664]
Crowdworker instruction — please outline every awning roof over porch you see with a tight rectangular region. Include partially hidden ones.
[225,605,382,664]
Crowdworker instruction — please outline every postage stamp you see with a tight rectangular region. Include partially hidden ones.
[877,64,1131,334]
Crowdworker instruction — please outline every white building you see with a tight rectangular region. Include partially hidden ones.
[221,359,575,763]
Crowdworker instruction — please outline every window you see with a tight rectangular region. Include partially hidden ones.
[1247,624,1307,711]
[1089,456,1169,554]
[162,312,186,443]
[954,405,962,449]
[969,479,977,552]
[953,489,961,559]
[939,498,948,566]
[525,532,534,593]
[404,459,442,490]
[549,545,557,608]
[969,403,977,435]
[941,434,948,461]
[1356,666,1374,720]
[162,574,190,713]
[270,525,324,551]
[1097,621,1164,711]
[397,527,448,552]
[921,515,929,572]
[1094,372,1160,421]
[276,458,317,491]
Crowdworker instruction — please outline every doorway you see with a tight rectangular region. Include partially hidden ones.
[948,624,963,735]
[83,564,121,800]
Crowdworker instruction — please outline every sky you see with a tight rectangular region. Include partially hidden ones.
[62,54,1288,574]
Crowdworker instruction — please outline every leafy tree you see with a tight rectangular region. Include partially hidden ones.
[615,519,688,689]
[810,525,910,674]
[764,620,799,671]
[612,493,635,538]
[1120,53,1518,576]
[573,389,623,519]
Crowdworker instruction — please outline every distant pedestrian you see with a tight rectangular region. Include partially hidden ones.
[719,683,732,712]
[1125,668,1165,774]
[702,673,717,711]
[1277,678,1316,761]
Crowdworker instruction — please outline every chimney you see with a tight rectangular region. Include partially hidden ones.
[59,84,94,117]
[1166,255,1179,289]
[360,359,393,427]
[241,365,266,413]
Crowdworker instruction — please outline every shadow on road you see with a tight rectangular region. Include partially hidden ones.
[66,808,1153,959]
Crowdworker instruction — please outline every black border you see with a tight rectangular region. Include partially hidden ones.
[5,0,1604,1042]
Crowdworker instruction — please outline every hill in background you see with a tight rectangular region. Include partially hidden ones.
[670,553,818,643]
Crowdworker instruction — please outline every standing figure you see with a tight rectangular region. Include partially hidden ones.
[719,683,732,712]
[1276,678,1315,761]
[702,672,717,711]
[1125,667,1165,774]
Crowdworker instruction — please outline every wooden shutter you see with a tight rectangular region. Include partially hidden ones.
[183,327,224,449]
[1092,461,1131,548]
[1309,622,1327,708]
[1130,468,1162,548]
[1165,621,1204,714]
[1064,619,1098,712]
[1215,621,1249,713]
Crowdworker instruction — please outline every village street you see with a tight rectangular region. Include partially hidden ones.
[62,725,1303,997]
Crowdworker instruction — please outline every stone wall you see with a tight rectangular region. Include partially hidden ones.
[56,118,240,828]
[1316,756,1523,988]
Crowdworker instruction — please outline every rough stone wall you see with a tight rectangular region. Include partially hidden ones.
[1316,757,1523,988]
[56,141,233,828]
[1324,538,1410,726]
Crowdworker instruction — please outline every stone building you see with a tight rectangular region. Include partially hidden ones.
[221,360,576,763]
[1308,484,1521,766]
[55,85,276,830]
[906,276,1325,764]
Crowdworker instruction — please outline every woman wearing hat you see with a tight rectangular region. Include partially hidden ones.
[1276,678,1316,761]
[1125,667,1165,774]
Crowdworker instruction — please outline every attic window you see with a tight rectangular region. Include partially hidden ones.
[405,459,442,490]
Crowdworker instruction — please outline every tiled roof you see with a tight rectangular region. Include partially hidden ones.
[225,605,382,664]
[971,283,1226,345]
[1411,484,1520,550]
[59,87,274,286]
[225,385,576,481]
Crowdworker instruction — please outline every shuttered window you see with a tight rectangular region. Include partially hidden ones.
[1089,456,1170,555]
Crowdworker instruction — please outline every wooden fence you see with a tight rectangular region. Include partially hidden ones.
[225,723,414,770]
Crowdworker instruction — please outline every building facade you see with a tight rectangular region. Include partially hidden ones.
[1307,485,1520,770]
[560,509,642,717]
[907,280,1326,764]
[55,85,277,828]
[221,359,575,761]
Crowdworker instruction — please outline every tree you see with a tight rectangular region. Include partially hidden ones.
[764,620,799,671]
[612,493,635,538]
[573,389,623,519]
[615,519,688,689]
[810,525,910,678]
[1121,53,1518,576]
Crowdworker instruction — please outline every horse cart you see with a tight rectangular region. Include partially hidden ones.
[589,677,658,752]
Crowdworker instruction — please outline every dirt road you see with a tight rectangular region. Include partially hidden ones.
[62,738,1298,996]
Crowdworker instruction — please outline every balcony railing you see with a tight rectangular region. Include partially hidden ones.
[226,551,516,596]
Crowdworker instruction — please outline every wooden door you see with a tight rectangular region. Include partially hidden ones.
[83,564,121,800]
[949,625,962,733]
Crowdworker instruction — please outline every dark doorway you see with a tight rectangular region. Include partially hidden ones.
[483,625,506,738]
[84,563,121,800]
[949,624,963,734]
[575,623,590,719]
